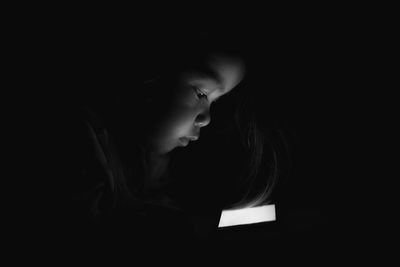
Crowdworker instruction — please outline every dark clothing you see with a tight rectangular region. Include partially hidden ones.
[41,106,197,247]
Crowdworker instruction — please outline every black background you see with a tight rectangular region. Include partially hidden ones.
[6,6,388,260]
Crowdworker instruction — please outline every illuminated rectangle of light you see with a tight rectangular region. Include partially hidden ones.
[218,204,276,228]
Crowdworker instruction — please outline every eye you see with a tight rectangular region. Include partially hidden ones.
[193,86,208,100]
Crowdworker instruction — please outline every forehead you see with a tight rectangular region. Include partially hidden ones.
[179,70,223,91]
[179,64,242,92]
[175,54,244,93]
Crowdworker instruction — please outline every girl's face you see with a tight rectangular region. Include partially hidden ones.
[145,55,245,155]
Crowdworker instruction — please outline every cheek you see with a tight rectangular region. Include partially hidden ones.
[157,104,197,138]
[163,90,199,129]
[151,87,200,139]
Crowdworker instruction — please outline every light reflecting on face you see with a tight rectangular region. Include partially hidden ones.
[146,55,245,155]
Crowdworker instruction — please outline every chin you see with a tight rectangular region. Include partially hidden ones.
[149,138,182,155]
[154,143,176,155]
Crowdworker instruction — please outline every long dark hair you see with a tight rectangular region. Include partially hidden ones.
[225,91,293,210]
[76,42,293,220]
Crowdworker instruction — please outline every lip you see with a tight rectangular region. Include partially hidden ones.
[179,136,199,146]
[187,136,199,141]
[179,137,190,146]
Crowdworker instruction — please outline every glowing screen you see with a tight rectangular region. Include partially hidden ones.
[218,204,276,228]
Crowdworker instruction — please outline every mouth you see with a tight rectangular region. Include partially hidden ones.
[179,136,199,146]
[187,136,199,141]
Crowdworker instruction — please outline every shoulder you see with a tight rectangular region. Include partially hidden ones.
[50,106,114,222]
[56,107,106,182]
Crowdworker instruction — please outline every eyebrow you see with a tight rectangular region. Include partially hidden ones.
[188,69,235,102]
[188,65,223,88]
[199,66,223,85]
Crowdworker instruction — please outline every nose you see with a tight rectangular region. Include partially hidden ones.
[194,108,211,128]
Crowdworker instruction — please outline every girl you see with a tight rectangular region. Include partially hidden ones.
[54,38,291,244]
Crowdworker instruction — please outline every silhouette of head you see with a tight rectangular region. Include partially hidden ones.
[142,53,245,155]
